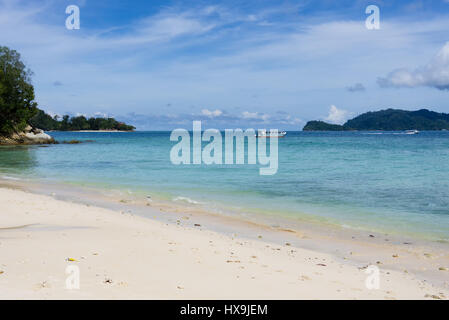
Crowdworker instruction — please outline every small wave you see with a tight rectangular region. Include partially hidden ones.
[1,175,21,181]
[173,196,203,205]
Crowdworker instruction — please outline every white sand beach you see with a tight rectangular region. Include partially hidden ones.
[0,185,448,300]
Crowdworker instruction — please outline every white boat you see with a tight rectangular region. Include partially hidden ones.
[255,129,287,138]
[405,130,419,135]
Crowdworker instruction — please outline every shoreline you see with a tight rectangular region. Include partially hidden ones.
[0,178,448,299]
[3,172,446,243]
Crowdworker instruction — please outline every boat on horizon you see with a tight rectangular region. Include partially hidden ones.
[405,130,420,135]
[255,129,287,138]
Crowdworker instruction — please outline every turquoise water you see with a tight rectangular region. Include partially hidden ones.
[1,131,449,240]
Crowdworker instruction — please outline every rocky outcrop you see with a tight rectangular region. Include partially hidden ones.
[0,125,56,145]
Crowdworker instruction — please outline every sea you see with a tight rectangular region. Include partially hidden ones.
[1,130,448,241]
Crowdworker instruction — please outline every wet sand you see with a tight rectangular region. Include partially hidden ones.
[0,183,448,299]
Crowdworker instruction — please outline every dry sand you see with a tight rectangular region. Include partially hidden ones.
[0,186,448,300]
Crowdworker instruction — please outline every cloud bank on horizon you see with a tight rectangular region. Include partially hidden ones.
[1,0,449,130]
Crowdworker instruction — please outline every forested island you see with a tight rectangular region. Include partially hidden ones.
[30,109,135,132]
[0,46,135,145]
[303,109,449,131]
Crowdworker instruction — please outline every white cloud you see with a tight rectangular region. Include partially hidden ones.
[45,110,61,119]
[281,115,303,125]
[201,108,223,117]
[324,105,350,125]
[117,110,302,130]
[138,15,215,41]
[94,112,109,118]
[241,111,270,121]
[346,83,365,92]
[378,42,449,90]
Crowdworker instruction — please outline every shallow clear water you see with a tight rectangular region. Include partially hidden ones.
[1,131,449,240]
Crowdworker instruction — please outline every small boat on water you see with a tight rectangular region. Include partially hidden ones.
[405,130,419,135]
[255,129,287,138]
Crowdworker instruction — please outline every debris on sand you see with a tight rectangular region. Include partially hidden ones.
[36,281,51,289]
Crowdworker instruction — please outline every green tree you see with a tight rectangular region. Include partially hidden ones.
[0,46,38,135]
[70,115,90,130]
[28,109,136,132]
[29,109,59,131]
[60,115,70,131]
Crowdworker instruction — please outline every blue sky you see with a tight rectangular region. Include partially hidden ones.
[1,0,449,130]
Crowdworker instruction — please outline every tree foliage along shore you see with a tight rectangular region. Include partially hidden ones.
[30,109,135,131]
[0,46,37,135]
[1,46,135,134]
[303,109,449,131]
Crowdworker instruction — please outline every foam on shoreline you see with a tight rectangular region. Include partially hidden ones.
[1,175,448,293]
[0,183,448,299]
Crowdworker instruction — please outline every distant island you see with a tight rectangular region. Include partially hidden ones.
[30,109,136,132]
[303,109,449,131]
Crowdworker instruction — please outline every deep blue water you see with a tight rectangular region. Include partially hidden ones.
[1,130,449,240]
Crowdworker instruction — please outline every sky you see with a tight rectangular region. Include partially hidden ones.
[1,0,449,130]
